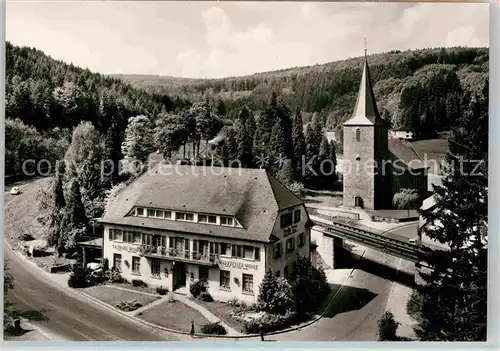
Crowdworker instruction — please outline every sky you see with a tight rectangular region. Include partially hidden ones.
[6,1,489,79]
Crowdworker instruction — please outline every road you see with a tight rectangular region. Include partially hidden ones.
[4,179,182,341]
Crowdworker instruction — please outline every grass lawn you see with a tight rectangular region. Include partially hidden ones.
[80,285,159,309]
[138,300,210,333]
[110,282,158,295]
[195,300,246,333]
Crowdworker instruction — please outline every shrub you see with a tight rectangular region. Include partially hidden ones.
[228,296,240,306]
[198,291,213,302]
[19,233,34,241]
[406,290,424,321]
[116,300,142,312]
[132,279,147,288]
[105,269,124,283]
[257,271,296,315]
[289,256,331,317]
[243,311,297,334]
[201,322,227,335]
[377,311,400,341]
[156,286,169,295]
[189,280,207,298]
[67,264,90,288]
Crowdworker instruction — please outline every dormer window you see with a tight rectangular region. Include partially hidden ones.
[356,128,361,142]
[220,216,234,226]
[136,208,145,217]
[176,212,194,222]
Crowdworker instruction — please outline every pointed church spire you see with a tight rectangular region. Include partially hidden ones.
[343,41,385,126]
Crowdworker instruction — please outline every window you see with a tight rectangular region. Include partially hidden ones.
[210,242,220,255]
[136,208,144,216]
[220,216,234,226]
[114,229,123,241]
[198,215,216,224]
[147,209,156,217]
[286,237,295,253]
[113,254,122,272]
[280,213,293,228]
[232,245,243,258]
[298,233,305,247]
[220,243,229,256]
[294,210,301,224]
[274,242,282,258]
[151,258,160,277]
[133,232,142,244]
[220,270,230,289]
[109,229,115,241]
[242,274,254,293]
[254,248,260,261]
[176,212,194,221]
[132,256,141,274]
[155,210,163,218]
[163,211,172,219]
[198,215,208,223]
[243,246,254,259]
[356,128,361,142]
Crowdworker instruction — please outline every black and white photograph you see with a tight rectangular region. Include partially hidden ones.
[2,1,490,344]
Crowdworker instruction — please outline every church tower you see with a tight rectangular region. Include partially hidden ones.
[342,53,390,210]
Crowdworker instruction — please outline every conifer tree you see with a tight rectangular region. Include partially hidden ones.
[292,109,306,179]
[414,90,488,341]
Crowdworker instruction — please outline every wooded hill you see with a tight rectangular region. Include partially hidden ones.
[114,47,489,139]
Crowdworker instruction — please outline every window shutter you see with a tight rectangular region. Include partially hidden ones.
[232,245,236,257]
[193,240,198,253]
[237,245,242,258]
[255,248,260,261]
[169,237,174,249]
[109,229,114,240]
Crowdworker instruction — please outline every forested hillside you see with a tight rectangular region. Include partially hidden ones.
[114,47,489,139]
[4,42,188,176]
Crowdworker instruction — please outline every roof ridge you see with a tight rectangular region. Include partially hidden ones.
[264,170,281,213]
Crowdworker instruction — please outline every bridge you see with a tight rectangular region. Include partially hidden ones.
[311,216,431,264]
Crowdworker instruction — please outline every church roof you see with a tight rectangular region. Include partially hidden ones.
[344,55,388,127]
[388,138,426,170]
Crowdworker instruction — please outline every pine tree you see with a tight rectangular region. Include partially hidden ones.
[292,109,306,179]
[415,90,488,341]
[236,125,253,168]
[268,119,286,175]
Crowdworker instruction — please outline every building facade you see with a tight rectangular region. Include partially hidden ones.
[99,165,311,303]
[343,55,428,210]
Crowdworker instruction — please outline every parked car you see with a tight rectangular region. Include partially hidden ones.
[409,237,421,245]
[10,186,21,195]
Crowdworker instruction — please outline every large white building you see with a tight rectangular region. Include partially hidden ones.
[98,165,312,303]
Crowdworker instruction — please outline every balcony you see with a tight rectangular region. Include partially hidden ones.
[139,245,218,266]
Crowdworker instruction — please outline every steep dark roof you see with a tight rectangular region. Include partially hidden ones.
[388,138,426,170]
[99,165,303,243]
[344,56,388,127]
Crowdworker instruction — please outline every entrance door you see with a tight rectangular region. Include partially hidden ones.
[355,196,364,208]
[199,266,209,283]
[172,262,187,290]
